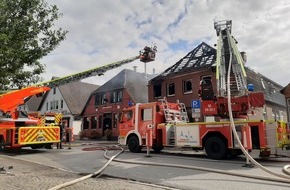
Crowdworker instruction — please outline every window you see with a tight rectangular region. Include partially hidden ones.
[61,100,64,109]
[167,83,175,96]
[95,94,101,106]
[50,100,59,110]
[153,84,162,98]
[83,117,89,129]
[122,110,133,122]
[288,99,290,106]
[98,115,103,129]
[200,76,214,100]
[183,79,192,94]
[110,91,116,103]
[91,116,97,129]
[141,108,152,121]
[101,93,107,105]
[46,102,48,111]
[117,90,122,102]
[53,88,56,94]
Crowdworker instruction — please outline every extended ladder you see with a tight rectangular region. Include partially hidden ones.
[159,98,189,123]
[35,45,157,88]
[215,20,247,97]
[37,55,140,88]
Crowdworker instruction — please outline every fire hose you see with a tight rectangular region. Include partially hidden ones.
[225,51,290,180]
[48,147,124,190]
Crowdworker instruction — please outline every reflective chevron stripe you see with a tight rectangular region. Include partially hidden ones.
[18,127,60,145]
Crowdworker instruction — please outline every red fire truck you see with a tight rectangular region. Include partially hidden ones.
[118,21,290,159]
[0,45,156,151]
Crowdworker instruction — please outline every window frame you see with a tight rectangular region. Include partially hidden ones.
[167,82,175,97]
[153,84,162,98]
[183,79,192,94]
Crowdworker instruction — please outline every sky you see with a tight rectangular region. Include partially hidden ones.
[42,0,290,87]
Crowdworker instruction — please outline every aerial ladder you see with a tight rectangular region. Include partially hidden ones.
[0,45,157,150]
[198,20,265,118]
[214,20,247,98]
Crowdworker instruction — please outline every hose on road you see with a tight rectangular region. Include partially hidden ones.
[225,48,290,180]
[48,146,123,190]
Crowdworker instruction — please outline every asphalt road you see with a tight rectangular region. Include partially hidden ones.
[2,142,290,190]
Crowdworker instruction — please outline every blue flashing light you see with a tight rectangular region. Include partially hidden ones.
[248,84,254,92]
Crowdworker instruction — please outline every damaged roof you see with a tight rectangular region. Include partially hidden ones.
[150,42,285,107]
[153,42,216,81]
[93,69,152,103]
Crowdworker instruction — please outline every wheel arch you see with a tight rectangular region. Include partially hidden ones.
[125,130,142,145]
[202,131,228,149]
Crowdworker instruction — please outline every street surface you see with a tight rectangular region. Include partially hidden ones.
[1,141,290,190]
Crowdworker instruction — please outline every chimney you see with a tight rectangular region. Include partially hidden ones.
[133,66,137,72]
[240,52,247,64]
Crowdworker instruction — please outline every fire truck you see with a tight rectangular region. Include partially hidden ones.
[118,20,290,159]
[0,45,157,151]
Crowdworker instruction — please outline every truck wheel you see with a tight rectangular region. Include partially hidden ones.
[128,136,141,153]
[152,144,164,153]
[0,136,5,151]
[228,149,243,158]
[205,136,227,160]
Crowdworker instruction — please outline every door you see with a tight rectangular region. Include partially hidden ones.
[103,113,112,136]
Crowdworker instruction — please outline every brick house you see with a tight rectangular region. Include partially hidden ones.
[81,69,152,138]
[148,42,286,122]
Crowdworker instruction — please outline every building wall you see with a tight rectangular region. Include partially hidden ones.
[148,69,216,121]
[148,69,287,122]
[39,88,76,133]
[82,88,134,138]
[281,84,290,122]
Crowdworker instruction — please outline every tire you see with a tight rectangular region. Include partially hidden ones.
[152,144,164,153]
[228,149,243,158]
[205,136,227,160]
[0,136,5,151]
[128,136,141,153]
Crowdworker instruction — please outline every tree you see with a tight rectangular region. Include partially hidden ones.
[0,0,68,90]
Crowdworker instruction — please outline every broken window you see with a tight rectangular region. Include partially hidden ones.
[167,83,175,96]
[153,84,162,98]
[183,79,192,94]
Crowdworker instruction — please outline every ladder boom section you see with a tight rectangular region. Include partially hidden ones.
[214,20,247,97]
[38,55,140,88]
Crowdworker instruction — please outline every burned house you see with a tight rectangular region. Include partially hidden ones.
[148,42,286,122]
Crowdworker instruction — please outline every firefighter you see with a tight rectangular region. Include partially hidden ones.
[57,124,64,149]
[65,126,72,149]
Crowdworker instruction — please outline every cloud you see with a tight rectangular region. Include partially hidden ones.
[42,0,290,87]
